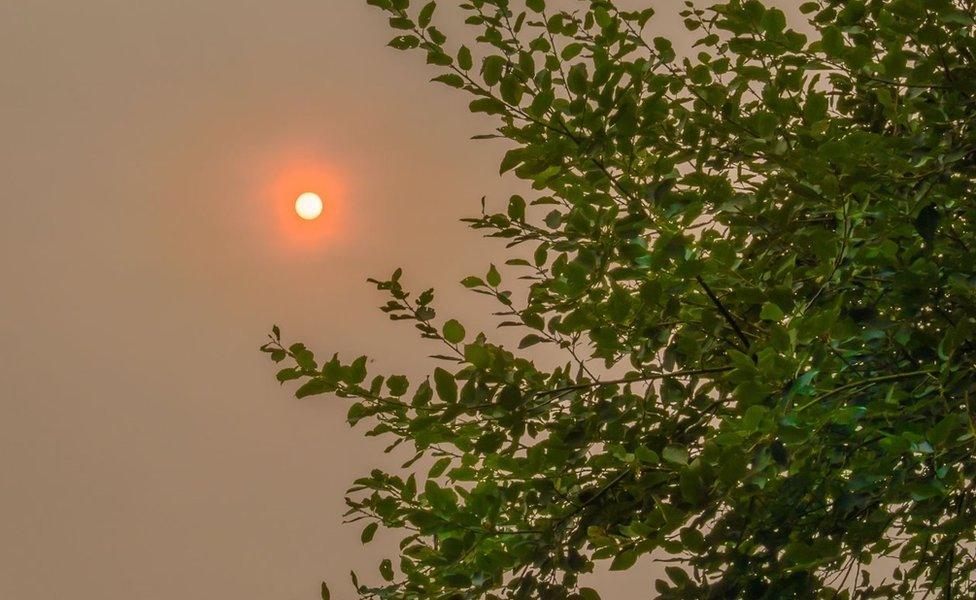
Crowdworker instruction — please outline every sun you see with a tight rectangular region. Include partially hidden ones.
[294,192,323,220]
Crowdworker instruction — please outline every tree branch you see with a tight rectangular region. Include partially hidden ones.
[695,275,752,351]
[535,366,732,398]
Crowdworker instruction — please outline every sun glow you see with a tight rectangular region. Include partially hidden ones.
[258,151,350,253]
[294,192,323,220]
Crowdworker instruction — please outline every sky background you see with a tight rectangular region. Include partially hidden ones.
[0,1,796,598]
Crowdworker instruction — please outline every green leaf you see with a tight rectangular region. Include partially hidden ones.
[433,368,457,402]
[387,375,409,396]
[528,88,554,116]
[295,378,329,398]
[753,112,777,138]
[567,63,588,94]
[761,8,786,35]
[388,17,414,30]
[760,301,785,321]
[652,37,675,62]
[290,343,316,371]
[804,93,828,123]
[424,480,456,512]
[507,195,526,220]
[482,55,506,86]
[499,148,525,174]
[379,558,394,581]
[361,522,379,543]
[533,245,547,266]
[457,45,473,70]
[743,405,768,432]
[679,527,706,552]
[276,368,302,383]
[346,402,367,425]
[610,549,639,571]
[403,473,417,500]
[888,0,923,19]
[821,26,845,57]
[426,50,452,66]
[666,566,692,586]
[486,264,501,287]
[518,334,547,349]
[442,319,466,343]
[321,582,331,600]
[431,73,464,88]
[663,445,689,465]
[914,204,939,244]
[345,356,368,384]
[428,456,451,478]
[680,467,705,504]
[417,1,435,28]
[500,75,523,106]
[464,343,491,368]
[469,97,507,115]
[636,447,659,464]
[561,43,584,61]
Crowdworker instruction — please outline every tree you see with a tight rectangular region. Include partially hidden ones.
[262,0,976,597]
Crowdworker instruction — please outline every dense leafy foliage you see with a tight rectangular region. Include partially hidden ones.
[263,0,976,597]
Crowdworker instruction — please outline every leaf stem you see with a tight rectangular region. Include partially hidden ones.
[796,370,936,412]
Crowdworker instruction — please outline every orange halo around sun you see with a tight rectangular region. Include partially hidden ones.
[265,156,350,251]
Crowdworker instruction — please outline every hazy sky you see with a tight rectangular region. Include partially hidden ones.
[0,2,797,598]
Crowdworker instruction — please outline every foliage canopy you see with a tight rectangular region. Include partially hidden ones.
[263,0,976,597]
